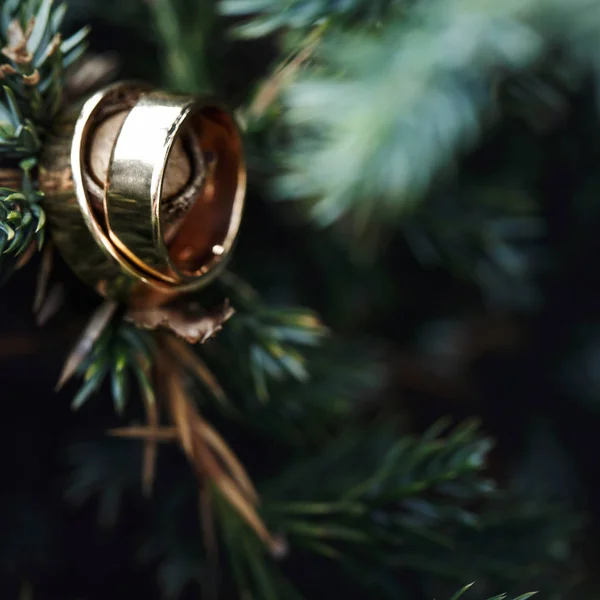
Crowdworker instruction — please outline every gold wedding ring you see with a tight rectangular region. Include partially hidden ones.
[39,81,246,307]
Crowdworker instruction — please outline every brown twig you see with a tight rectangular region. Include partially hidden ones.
[35,282,65,326]
[109,426,178,441]
[162,334,228,404]
[244,24,325,124]
[110,332,283,577]
[163,353,279,552]
[141,384,159,497]
[33,241,54,315]
[199,484,219,600]
[15,240,37,270]
[0,332,46,360]
[0,168,22,189]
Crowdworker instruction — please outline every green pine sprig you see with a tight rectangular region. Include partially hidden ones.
[1,0,89,124]
[210,487,303,600]
[0,0,89,276]
[452,583,537,600]
[147,0,214,93]
[403,184,545,310]
[219,0,397,37]
[0,85,40,156]
[259,419,580,596]
[150,419,565,599]
[65,436,144,528]
[214,271,329,402]
[0,158,45,266]
[72,318,157,416]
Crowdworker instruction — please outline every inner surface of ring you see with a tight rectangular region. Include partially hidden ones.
[164,107,244,278]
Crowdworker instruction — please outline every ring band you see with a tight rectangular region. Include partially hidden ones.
[105,91,193,283]
[105,91,245,285]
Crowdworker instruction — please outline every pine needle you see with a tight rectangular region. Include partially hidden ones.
[163,335,229,406]
[141,384,159,497]
[164,356,280,553]
[108,426,178,441]
[245,24,324,123]
[167,368,195,456]
[56,300,118,390]
[193,417,259,504]
[33,239,53,314]
[35,282,64,326]
[199,485,219,600]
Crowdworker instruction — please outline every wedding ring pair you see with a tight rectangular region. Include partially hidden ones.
[40,81,246,307]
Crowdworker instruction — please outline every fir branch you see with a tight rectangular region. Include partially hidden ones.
[136,419,567,598]
[0,85,39,156]
[65,436,143,528]
[244,0,600,247]
[161,360,278,551]
[0,158,45,278]
[0,0,88,275]
[260,420,580,596]
[71,317,156,416]
[264,419,493,506]
[215,271,329,402]
[148,0,215,93]
[487,596,537,600]
[166,315,380,447]
[139,475,292,600]
[452,583,537,600]
[212,489,299,600]
[0,0,89,125]
[232,340,385,446]
[403,184,546,310]
[219,0,400,37]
